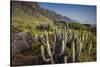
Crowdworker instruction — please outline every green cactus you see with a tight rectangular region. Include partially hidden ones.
[72,40,75,62]
[88,40,92,55]
[64,56,67,63]
[40,29,68,63]
[35,33,38,44]
[45,31,52,57]
[40,45,51,62]
[39,26,95,63]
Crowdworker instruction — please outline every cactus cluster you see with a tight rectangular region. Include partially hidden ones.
[30,25,95,64]
[12,24,96,65]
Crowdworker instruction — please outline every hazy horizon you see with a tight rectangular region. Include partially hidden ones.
[39,2,96,25]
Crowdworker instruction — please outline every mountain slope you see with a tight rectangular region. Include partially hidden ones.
[11,1,74,23]
[11,1,77,33]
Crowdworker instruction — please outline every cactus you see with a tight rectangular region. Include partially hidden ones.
[40,29,68,63]
[88,40,92,55]
[64,56,67,63]
[12,20,96,65]
[45,31,52,57]
[40,45,51,62]
[32,26,95,64]
[66,30,73,44]
[40,31,53,63]
[72,40,75,62]
[59,40,65,56]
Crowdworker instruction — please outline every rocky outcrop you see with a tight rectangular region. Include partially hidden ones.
[12,32,34,53]
[11,32,37,66]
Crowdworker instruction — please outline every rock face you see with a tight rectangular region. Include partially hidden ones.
[12,32,33,53]
[11,32,36,66]
[11,1,74,22]
[11,32,51,66]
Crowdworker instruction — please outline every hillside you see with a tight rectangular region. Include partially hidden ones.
[11,1,77,34]
[12,1,74,22]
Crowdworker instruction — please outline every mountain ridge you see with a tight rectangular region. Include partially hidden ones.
[12,1,75,23]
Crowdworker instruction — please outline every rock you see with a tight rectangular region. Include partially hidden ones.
[12,32,33,53]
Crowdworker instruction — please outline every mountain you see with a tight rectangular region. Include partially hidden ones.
[11,1,75,23]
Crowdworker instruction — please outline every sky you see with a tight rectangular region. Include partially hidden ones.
[39,2,96,24]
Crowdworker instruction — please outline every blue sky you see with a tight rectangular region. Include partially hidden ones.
[39,2,96,24]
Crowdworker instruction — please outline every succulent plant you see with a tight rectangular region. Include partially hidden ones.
[30,26,95,63]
